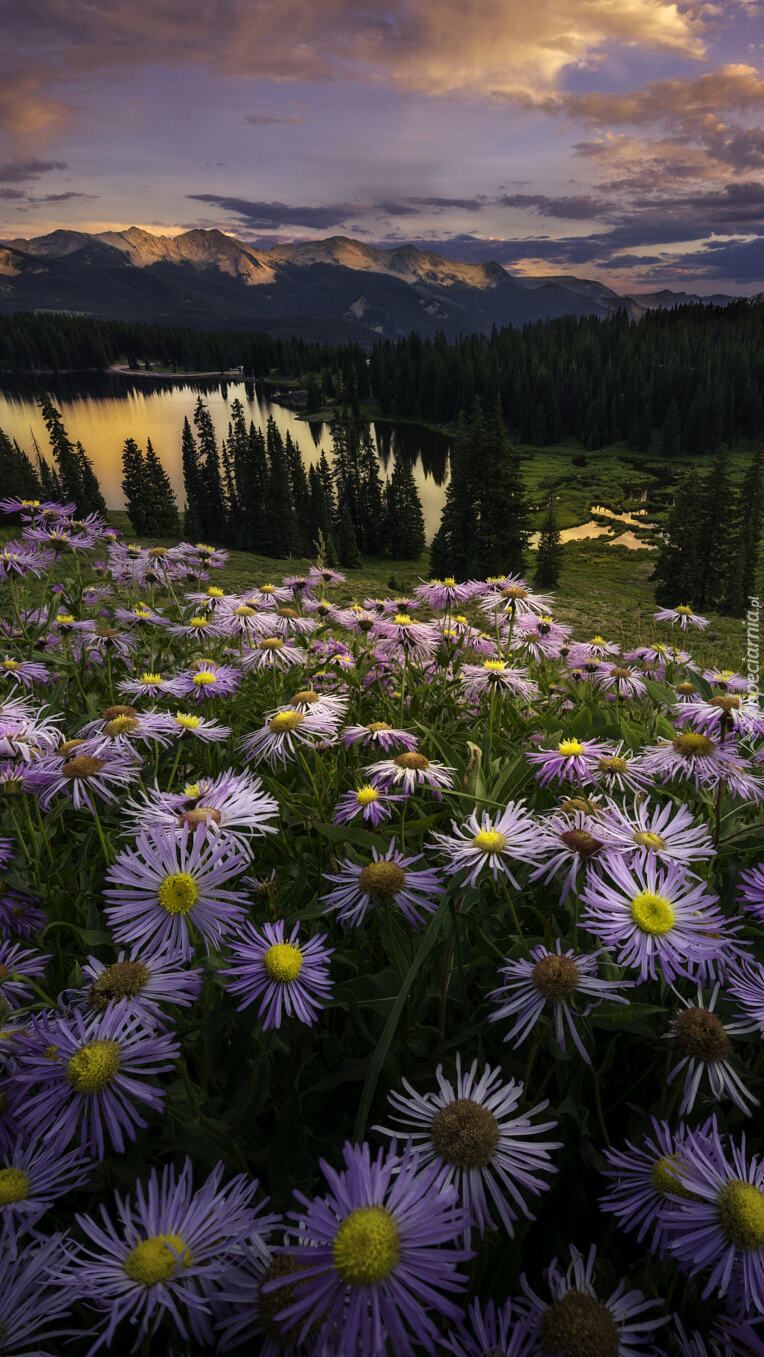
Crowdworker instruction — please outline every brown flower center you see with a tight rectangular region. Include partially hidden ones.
[674,1007,729,1062]
[540,1292,619,1357]
[357,862,406,898]
[672,732,716,758]
[393,752,429,771]
[532,954,580,1001]
[88,961,151,1012]
[63,755,105,779]
[430,1098,500,1168]
[103,705,137,720]
[560,829,603,858]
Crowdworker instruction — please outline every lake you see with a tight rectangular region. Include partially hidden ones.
[0,373,451,541]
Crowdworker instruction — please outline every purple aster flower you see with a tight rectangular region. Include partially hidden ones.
[375,1054,559,1238]
[727,957,764,1034]
[371,612,440,662]
[441,1297,535,1357]
[738,864,764,923]
[0,708,61,761]
[488,942,632,1064]
[591,742,654,794]
[364,750,455,799]
[479,575,556,620]
[430,802,547,889]
[266,1139,471,1357]
[666,986,759,1117]
[221,919,333,1028]
[675,1314,764,1357]
[0,1232,73,1356]
[510,613,571,661]
[118,669,183,699]
[306,565,346,588]
[332,783,402,827]
[62,1157,266,1353]
[11,1001,178,1158]
[172,660,243,703]
[214,1232,331,1357]
[516,1243,665,1355]
[252,605,317,639]
[704,668,751,693]
[321,840,444,928]
[599,1118,698,1253]
[593,663,648,699]
[673,695,764,740]
[342,721,419,752]
[0,885,46,942]
[639,730,763,799]
[164,710,231,742]
[35,748,140,813]
[596,797,716,867]
[75,707,174,755]
[526,737,613,788]
[240,635,307,670]
[104,827,249,958]
[167,611,219,640]
[579,856,732,984]
[124,768,279,844]
[0,657,51,690]
[663,1119,764,1316]
[0,1135,91,1252]
[459,659,539,701]
[654,604,710,630]
[75,944,203,1021]
[415,577,479,609]
[0,940,50,1010]
[240,706,340,769]
[529,808,608,903]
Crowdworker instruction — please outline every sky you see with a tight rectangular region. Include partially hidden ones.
[1,0,764,294]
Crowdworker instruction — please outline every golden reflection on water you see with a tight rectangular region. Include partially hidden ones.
[0,380,449,540]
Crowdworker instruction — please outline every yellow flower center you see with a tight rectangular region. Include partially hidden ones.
[590,635,608,645]
[1,660,20,671]
[184,783,202,798]
[393,614,412,626]
[471,829,507,854]
[675,605,693,616]
[207,586,224,597]
[235,604,255,617]
[134,608,152,620]
[188,616,209,629]
[66,1039,121,1093]
[558,739,585,757]
[56,614,76,625]
[718,1181,764,1250]
[174,713,200,729]
[650,1155,696,1200]
[192,671,217,686]
[366,722,392,733]
[158,872,199,915]
[633,831,667,850]
[141,672,162,684]
[482,659,506,671]
[630,891,676,935]
[264,942,304,983]
[103,715,140,736]
[332,1206,400,1286]
[0,1167,30,1205]
[124,1233,193,1286]
[259,637,285,650]
[356,785,380,806]
[673,732,716,757]
[269,711,305,734]
[598,756,628,774]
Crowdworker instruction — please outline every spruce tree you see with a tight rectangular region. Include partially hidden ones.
[660,399,682,460]
[144,439,180,537]
[38,396,104,514]
[284,432,313,555]
[471,399,530,577]
[75,442,107,516]
[723,447,763,616]
[193,398,227,543]
[429,408,479,579]
[383,457,426,560]
[0,429,41,508]
[235,422,269,552]
[264,416,300,556]
[534,492,564,589]
[336,503,362,567]
[121,438,148,535]
[652,467,704,607]
[358,426,385,553]
[181,416,203,540]
[695,443,737,610]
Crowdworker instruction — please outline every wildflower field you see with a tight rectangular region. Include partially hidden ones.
[1,501,763,1357]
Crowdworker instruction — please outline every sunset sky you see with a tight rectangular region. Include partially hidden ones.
[2,0,763,293]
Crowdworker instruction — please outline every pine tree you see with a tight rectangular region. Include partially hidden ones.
[75,442,107,516]
[181,416,203,540]
[694,443,738,610]
[534,492,564,588]
[121,437,148,534]
[429,408,479,579]
[235,422,269,552]
[193,398,227,543]
[383,457,426,560]
[38,396,104,514]
[0,429,41,509]
[471,399,530,577]
[723,447,763,616]
[336,503,362,567]
[358,426,385,553]
[264,416,300,556]
[652,467,704,607]
[284,432,313,554]
[660,399,682,460]
[144,439,180,537]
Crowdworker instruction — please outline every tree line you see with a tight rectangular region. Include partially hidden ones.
[174,398,425,564]
[0,396,106,517]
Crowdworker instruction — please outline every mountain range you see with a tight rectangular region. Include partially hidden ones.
[0,226,740,344]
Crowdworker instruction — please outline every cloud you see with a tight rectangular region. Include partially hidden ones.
[0,71,72,138]
[4,0,707,108]
[243,113,308,125]
[0,157,68,182]
[187,195,362,229]
[497,192,608,218]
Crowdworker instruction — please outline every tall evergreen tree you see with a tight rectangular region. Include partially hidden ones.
[75,442,107,516]
[694,443,737,610]
[0,428,41,508]
[723,447,763,616]
[181,416,203,540]
[264,416,300,556]
[471,399,530,577]
[38,396,105,514]
[383,457,426,560]
[144,439,180,537]
[336,503,362,567]
[660,399,682,460]
[234,422,269,552]
[121,438,148,534]
[429,409,478,579]
[193,398,227,543]
[284,432,313,554]
[652,467,704,607]
[534,492,564,589]
[357,426,385,553]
